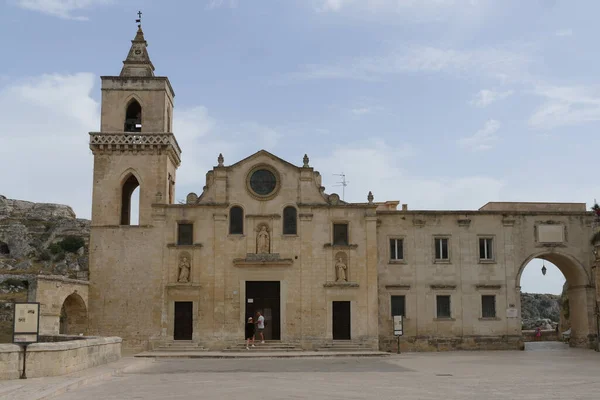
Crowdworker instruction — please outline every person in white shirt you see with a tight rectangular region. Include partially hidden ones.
[256,311,265,344]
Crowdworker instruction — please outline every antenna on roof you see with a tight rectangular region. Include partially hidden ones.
[333,173,349,201]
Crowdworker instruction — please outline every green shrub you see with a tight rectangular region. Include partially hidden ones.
[57,236,85,253]
[48,236,85,255]
[48,243,62,254]
[38,250,51,261]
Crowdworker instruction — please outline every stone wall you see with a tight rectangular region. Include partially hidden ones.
[522,329,560,342]
[0,336,121,380]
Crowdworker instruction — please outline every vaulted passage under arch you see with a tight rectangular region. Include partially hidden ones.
[517,251,597,348]
[59,293,88,335]
[121,174,140,225]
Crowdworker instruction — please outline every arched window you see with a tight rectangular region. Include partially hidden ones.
[283,206,297,235]
[229,206,244,235]
[124,99,142,132]
[121,174,140,225]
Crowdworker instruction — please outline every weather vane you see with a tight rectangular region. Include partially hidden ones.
[136,10,142,27]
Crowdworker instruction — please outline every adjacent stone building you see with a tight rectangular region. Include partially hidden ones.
[87,26,599,352]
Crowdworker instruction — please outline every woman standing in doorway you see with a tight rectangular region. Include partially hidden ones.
[245,317,255,350]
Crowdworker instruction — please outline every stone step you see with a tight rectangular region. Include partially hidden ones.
[222,348,304,352]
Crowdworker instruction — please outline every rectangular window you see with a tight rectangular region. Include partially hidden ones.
[436,295,451,318]
[481,295,496,318]
[177,223,193,245]
[389,239,404,261]
[434,238,449,260]
[391,295,406,317]
[333,223,349,246]
[479,238,494,260]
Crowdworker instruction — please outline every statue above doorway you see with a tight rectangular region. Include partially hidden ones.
[256,224,270,254]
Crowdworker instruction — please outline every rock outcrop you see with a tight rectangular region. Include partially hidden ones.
[0,195,90,277]
[520,292,562,330]
[0,195,90,342]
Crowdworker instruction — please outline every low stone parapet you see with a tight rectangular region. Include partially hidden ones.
[0,336,121,380]
[522,330,560,342]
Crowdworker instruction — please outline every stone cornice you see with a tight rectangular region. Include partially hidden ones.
[89,132,181,167]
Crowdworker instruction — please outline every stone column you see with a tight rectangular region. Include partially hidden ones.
[212,213,228,344]
[365,212,379,347]
[299,211,313,348]
[567,285,591,347]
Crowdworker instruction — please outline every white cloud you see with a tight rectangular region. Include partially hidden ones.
[555,29,573,37]
[350,107,372,115]
[0,73,98,218]
[458,119,500,151]
[315,0,485,14]
[287,45,530,83]
[207,0,238,9]
[528,85,600,130]
[15,0,112,20]
[311,140,504,210]
[469,89,513,107]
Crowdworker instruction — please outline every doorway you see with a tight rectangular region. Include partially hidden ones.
[174,301,193,340]
[333,301,351,340]
[245,281,281,340]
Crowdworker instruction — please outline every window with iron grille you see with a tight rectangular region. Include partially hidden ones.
[333,223,349,245]
[391,295,406,317]
[434,238,449,260]
[481,295,496,318]
[436,295,451,318]
[390,238,404,261]
[177,223,193,245]
[479,238,493,260]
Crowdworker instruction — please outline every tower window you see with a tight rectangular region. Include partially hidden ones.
[283,206,297,235]
[121,174,140,225]
[229,206,244,235]
[124,100,142,132]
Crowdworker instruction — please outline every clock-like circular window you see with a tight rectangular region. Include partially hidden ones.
[246,165,280,200]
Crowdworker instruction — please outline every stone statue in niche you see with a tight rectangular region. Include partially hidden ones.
[178,255,191,283]
[256,225,270,254]
[335,257,348,282]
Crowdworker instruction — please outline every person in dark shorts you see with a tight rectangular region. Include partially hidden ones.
[245,317,255,350]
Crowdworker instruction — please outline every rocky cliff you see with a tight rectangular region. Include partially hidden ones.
[0,195,90,342]
[520,292,563,330]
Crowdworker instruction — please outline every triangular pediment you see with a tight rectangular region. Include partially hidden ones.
[226,150,301,171]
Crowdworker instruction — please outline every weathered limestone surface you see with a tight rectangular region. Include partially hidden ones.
[0,336,121,380]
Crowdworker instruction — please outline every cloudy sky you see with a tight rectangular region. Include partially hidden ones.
[2,0,597,294]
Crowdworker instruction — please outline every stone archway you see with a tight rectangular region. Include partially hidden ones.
[59,292,88,335]
[516,250,596,348]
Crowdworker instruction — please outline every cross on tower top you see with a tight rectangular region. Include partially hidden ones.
[136,10,142,27]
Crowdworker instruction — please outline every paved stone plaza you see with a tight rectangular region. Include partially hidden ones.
[47,343,600,400]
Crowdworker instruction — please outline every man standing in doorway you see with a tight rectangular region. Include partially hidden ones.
[256,311,265,344]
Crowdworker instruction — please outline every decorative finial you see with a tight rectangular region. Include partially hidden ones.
[367,191,374,204]
[217,153,224,167]
[136,10,142,28]
[303,154,309,168]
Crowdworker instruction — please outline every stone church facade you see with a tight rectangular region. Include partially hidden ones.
[87,27,599,352]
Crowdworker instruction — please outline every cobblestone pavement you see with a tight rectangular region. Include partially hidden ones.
[54,342,600,400]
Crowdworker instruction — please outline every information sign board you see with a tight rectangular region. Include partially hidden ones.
[13,303,40,344]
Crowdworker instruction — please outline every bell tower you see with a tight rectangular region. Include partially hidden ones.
[89,22,180,226]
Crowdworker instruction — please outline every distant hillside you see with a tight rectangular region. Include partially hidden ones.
[520,292,562,330]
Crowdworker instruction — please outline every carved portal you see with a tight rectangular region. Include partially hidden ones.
[256,224,270,254]
[335,252,348,282]
[177,252,191,283]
